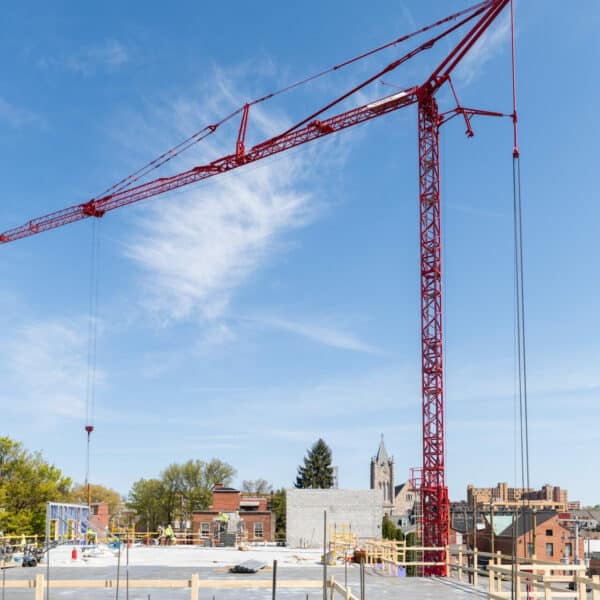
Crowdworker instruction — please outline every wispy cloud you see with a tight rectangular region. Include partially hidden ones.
[456,12,511,84]
[252,314,379,354]
[122,69,340,324]
[39,40,129,76]
[0,319,101,422]
[0,97,43,129]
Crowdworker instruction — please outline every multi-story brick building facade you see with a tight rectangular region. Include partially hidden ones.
[192,485,274,545]
[467,482,574,511]
[473,511,584,562]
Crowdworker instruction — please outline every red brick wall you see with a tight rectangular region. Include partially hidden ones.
[91,502,110,530]
[212,491,241,511]
[241,512,273,542]
[475,514,585,562]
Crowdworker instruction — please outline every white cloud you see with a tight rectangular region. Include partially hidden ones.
[123,71,338,324]
[253,315,379,354]
[0,97,43,129]
[39,40,129,76]
[0,319,101,421]
[126,167,315,321]
[456,12,511,85]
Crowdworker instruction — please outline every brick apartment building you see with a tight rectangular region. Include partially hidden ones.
[470,511,584,562]
[192,485,274,545]
[466,483,579,511]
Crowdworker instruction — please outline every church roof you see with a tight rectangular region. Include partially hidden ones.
[375,435,390,464]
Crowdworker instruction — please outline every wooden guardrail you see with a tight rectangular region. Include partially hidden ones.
[364,539,448,574]
[364,540,600,600]
[0,574,325,599]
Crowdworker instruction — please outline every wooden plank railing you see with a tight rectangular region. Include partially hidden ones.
[0,574,324,599]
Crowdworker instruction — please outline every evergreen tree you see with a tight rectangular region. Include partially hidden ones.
[271,488,287,541]
[294,438,334,489]
[382,514,404,541]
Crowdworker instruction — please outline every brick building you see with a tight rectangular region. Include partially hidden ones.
[88,502,110,540]
[192,485,274,545]
[472,511,584,562]
[467,483,574,511]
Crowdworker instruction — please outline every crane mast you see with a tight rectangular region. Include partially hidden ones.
[417,93,448,573]
[0,0,514,575]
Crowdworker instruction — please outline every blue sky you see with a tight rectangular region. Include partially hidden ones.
[1,1,599,505]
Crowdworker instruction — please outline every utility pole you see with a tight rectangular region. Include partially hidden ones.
[531,510,537,559]
[559,517,581,564]
[472,494,477,550]
[490,502,495,556]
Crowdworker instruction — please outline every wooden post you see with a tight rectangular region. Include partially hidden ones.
[346,584,351,600]
[488,560,495,594]
[473,548,478,588]
[190,573,199,600]
[458,546,463,581]
[323,510,328,600]
[543,579,552,600]
[591,574,600,600]
[515,567,522,600]
[578,572,587,600]
[329,575,334,600]
[35,574,44,600]
[496,551,502,593]
[445,545,450,576]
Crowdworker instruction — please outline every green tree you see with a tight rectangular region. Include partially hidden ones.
[127,478,168,532]
[294,439,334,489]
[0,437,71,535]
[68,483,123,517]
[405,531,418,576]
[127,458,236,528]
[382,514,404,541]
[271,488,287,540]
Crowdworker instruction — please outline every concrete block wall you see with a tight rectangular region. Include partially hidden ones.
[286,488,383,548]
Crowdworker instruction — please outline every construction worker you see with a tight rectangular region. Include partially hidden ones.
[164,524,175,546]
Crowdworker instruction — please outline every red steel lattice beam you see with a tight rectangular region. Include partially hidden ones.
[418,93,449,576]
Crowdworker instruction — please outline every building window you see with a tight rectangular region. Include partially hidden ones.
[200,522,210,538]
[254,522,264,539]
[565,543,572,558]
[527,543,534,558]
[546,543,554,557]
[407,494,412,501]
[545,529,553,536]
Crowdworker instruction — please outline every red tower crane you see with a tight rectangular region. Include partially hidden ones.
[0,0,514,575]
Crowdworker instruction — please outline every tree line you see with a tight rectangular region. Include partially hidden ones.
[0,435,336,536]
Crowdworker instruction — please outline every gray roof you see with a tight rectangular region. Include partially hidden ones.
[493,511,556,538]
[571,509,600,521]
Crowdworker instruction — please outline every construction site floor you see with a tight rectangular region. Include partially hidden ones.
[1,545,486,598]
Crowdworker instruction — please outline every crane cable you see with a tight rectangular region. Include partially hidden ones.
[85,218,100,508]
[509,1,531,597]
[95,0,490,199]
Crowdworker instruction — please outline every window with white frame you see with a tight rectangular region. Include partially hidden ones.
[200,522,210,538]
[254,522,264,539]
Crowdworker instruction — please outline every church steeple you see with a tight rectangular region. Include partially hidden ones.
[375,433,389,464]
[370,434,395,512]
